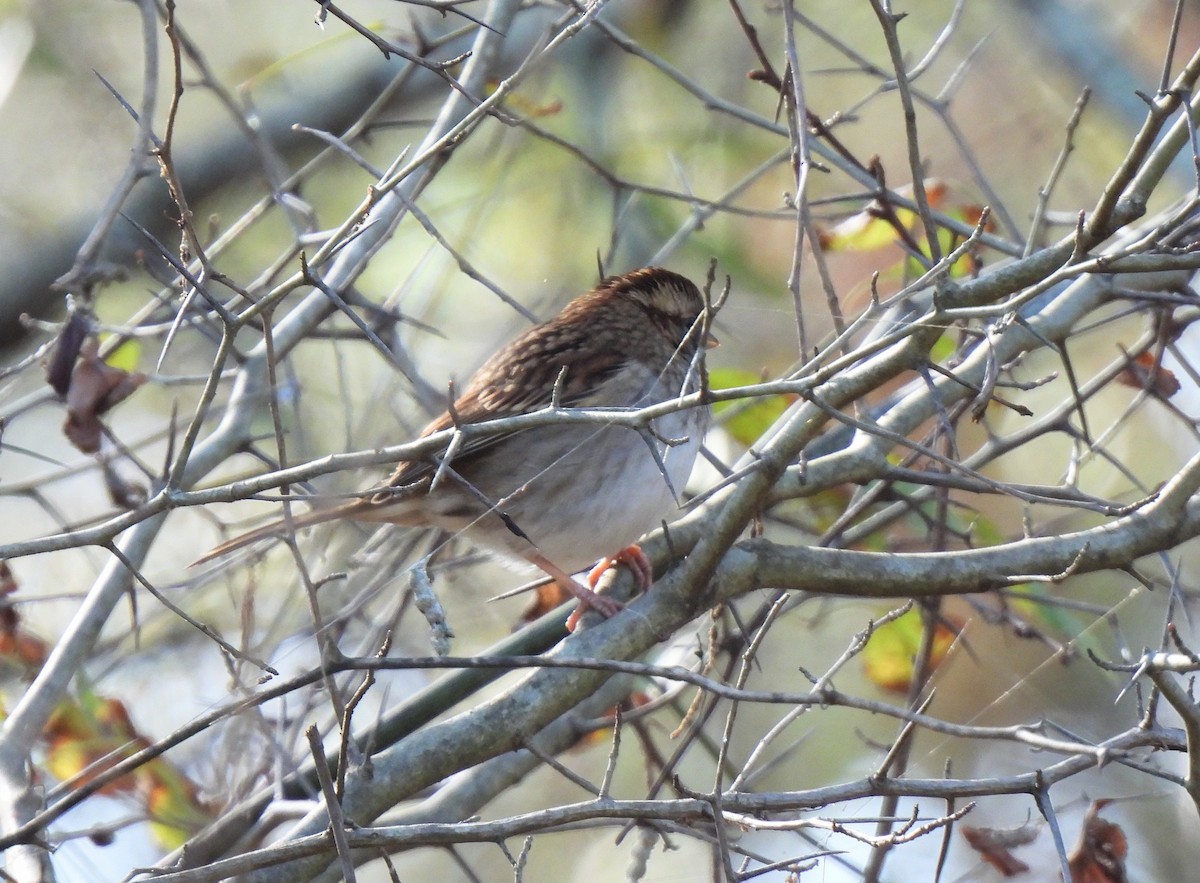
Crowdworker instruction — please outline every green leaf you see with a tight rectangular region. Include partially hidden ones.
[101,336,141,374]
[710,367,792,447]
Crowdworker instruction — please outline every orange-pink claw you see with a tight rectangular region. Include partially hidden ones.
[565,591,622,632]
[565,545,657,632]
[587,544,655,591]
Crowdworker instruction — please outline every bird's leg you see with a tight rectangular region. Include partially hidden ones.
[523,551,623,631]
[566,545,656,631]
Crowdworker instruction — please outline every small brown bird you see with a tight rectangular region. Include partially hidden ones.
[196,267,714,623]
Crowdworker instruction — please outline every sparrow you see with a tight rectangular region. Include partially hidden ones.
[196,266,715,625]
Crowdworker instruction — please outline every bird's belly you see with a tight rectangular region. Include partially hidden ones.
[461,414,702,574]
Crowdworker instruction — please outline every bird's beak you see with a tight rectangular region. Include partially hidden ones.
[705,331,720,349]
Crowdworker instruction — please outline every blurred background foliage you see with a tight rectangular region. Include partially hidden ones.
[0,0,1197,880]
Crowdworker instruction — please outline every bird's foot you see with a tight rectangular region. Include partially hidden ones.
[562,578,624,632]
[563,545,654,631]
[586,545,654,591]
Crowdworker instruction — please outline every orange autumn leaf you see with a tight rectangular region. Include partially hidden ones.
[816,179,951,252]
[816,180,991,279]
[519,581,571,625]
[1066,800,1128,883]
[0,562,48,673]
[963,821,1039,876]
[960,203,990,227]
[57,337,146,453]
[817,205,908,252]
[1116,349,1179,399]
[44,698,145,792]
[0,631,50,672]
[43,689,212,847]
[571,693,655,750]
[863,608,958,692]
[144,763,212,848]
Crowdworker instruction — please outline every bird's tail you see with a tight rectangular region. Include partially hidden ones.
[190,505,345,566]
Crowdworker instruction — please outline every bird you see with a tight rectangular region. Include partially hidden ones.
[195,266,715,625]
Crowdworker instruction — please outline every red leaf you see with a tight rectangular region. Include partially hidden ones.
[963,823,1038,876]
[1116,349,1179,399]
[61,338,146,453]
[1066,800,1128,883]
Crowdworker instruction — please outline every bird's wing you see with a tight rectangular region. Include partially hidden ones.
[379,324,626,490]
[196,303,627,561]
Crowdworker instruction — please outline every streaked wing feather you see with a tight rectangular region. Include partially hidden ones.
[379,328,626,491]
